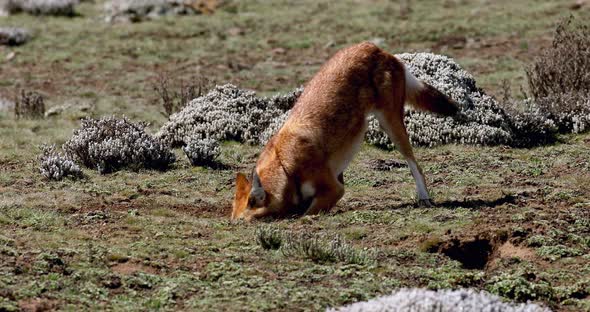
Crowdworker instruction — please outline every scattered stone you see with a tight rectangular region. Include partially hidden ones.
[44,105,64,117]
[5,51,16,61]
[569,0,586,10]
[0,96,15,112]
[226,27,244,36]
[44,99,96,118]
[368,37,386,47]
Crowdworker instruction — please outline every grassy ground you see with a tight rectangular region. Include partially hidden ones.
[1,0,590,311]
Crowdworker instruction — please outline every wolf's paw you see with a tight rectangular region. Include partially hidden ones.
[417,199,434,207]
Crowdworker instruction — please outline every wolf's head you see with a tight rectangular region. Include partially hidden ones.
[231,171,267,221]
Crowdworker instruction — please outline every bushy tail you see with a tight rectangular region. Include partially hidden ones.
[403,65,459,116]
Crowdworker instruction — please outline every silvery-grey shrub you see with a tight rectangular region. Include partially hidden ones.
[38,144,83,181]
[0,27,30,46]
[365,53,517,148]
[157,84,301,166]
[2,0,78,16]
[158,84,301,146]
[104,0,203,22]
[534,92,590,134]
[327,288,551,312]
[159,53,589,165]
[183,137,220,166]
[63,116,175,174]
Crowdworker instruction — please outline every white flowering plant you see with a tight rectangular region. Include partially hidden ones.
[2,0,78,16]
[328,288,550,312]
[63,116,176,174]
[0,27,30,46]
[38,144,84,181]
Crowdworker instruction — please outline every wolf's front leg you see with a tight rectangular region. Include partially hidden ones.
[303,173,345,215]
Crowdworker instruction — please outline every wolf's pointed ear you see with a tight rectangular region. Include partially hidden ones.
[235,172,251,194]
[249,171,266,207]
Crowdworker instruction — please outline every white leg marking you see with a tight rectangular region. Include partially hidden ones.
[407,160,430,200]
[373,110,431,202]
[301,181,315,199]
[402,62,423,95]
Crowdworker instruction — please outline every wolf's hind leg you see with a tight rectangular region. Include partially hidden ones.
[376,109,432,206]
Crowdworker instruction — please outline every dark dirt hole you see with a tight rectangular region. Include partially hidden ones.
[424,233,507,270]
[440,237,493,269]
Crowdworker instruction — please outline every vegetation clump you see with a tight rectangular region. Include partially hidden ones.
[255,225,283,250]
[486,272,553,302]
[255,226,374,265]
[525,15,590,100]
[328,288,551,312]
[38,144,84,181]
[104,0,219,23]
[157,84,301,166]
[536,245,582,261]
[504,28,590,145]
[160,49,587,159]
[281,232,375,265]
[182,137,220,166]
[14,89,45,119]
[1,0,78,16]
[0,27,30,46]
[62,116,176,174]
[153,75,210,117]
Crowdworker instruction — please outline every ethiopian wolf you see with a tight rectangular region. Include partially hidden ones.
[232,42,458,221]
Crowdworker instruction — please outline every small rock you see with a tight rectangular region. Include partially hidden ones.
[271,47,286,55]
[368,37,386,47]
[45,105,65,117]
[6,51,16,61]
[323,40,336,49]
[569,0,586,10]
[226,27,244,36]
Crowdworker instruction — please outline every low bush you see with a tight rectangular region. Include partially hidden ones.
[182,137,220,166]
[255,227,375,265]
[38,144,84,181]
[15,89,45,119]
[281,232,375,265]
[159,51,572,162]
[62,116,176,174]
[153,75,210,117]
[157,84,301,166]
[525,15,590,99]
[0,27,30,46]
[255,225,283,250]
[2,0,78,16]
[104,0,219,23]
[520,15,590,138]
[328,288,551,312]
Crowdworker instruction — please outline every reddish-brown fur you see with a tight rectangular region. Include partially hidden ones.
[232,42,458,221]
